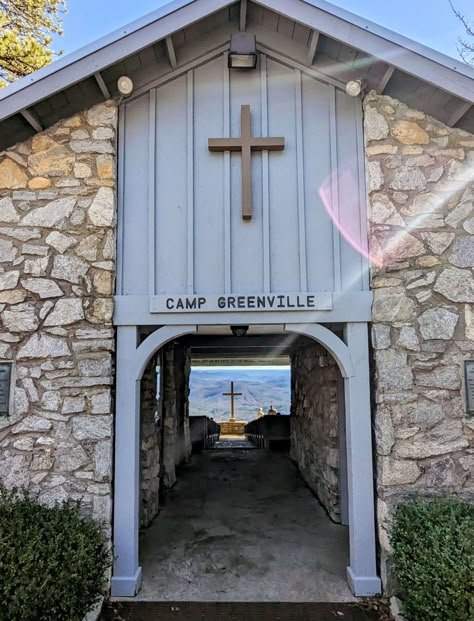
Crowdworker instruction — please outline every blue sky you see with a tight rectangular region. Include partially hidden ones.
[52,0,472,62]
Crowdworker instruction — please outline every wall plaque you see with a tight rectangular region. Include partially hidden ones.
[464,360,474,414]
[150,292,332,314]
[0,363,12,416]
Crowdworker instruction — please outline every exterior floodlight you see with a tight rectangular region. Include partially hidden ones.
[345,79,363,97]
[230,325,249,337]
[228,33,257,69]
[117,76,134,96]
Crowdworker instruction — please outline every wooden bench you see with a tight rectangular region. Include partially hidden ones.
[189,416,220,451]
[245,415,290,450]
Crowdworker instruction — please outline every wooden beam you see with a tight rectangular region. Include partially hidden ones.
[239,0,247,31]
[447,100,472,127]
[20,108,42,133]
[376,65,395,94]
[307,29,320,65]
[94,71,111,99]
[165,36,178,70]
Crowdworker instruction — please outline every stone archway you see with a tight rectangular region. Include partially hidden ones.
[111,322,380,598]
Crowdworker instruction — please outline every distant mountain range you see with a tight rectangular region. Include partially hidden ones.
[189,369,291,422]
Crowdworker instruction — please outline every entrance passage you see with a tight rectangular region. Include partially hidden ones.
[138,445,353,602]
[112,323,381,598]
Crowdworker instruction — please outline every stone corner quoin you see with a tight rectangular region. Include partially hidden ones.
[0,101,118,524]
[364,91,474,583]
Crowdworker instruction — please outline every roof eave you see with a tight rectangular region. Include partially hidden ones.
[0,0,473,126]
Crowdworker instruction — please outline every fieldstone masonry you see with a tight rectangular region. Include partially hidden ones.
[140,353,160,527]
[290,340,341,522]
[0,101,118,525]
[160,343,192,490]
[365,92,474,587]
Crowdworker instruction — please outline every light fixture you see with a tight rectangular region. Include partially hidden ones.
[228,33,257,69]
[117,75,134,97]
[345,79,365,98]
[230,325,249,337]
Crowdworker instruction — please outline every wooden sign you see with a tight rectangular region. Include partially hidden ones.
[150,292,332,313]
[208,104,284,220]
[0,363,12,416]
[464,360,474,413]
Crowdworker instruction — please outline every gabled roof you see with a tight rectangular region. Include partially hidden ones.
[1,0,473,150]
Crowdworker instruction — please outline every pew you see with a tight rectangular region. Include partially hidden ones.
[189,416,220,451]
[245,415,290,450]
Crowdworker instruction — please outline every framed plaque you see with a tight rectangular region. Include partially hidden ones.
[464,360,474,414]
[0,363,12,416]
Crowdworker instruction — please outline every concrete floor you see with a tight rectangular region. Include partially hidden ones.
[138,445,354,602]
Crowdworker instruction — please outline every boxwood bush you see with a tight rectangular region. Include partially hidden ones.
[0,485,112,621]
[391,497,474,621]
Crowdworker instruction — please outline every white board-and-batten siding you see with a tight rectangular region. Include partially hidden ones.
[116,50,370,324]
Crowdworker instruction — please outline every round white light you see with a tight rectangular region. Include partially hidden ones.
[117,76,134,97]
[345,79,362,97]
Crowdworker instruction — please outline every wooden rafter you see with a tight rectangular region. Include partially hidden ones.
[20,108,42,133]
[376,65,395,94]
[447,100,472,127]
[239,0,247,31]
[307,29,320,65]
[165,36,178,70]
[94,71,111,99]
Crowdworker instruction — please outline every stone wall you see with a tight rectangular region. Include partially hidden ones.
[290,340,341,522]
[174,344,192,466]
[365,92,474,587]
[140,353,160,527]
[0,102,117,525]
[160,342,192,489]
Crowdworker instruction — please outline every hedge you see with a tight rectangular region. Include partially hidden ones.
[0,486,112,621]
[390,497,474,621]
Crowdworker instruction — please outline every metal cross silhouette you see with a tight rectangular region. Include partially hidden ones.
[222,381,242,421]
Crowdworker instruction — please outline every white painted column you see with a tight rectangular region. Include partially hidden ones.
[111,325,143,597]
[343,322,381,596]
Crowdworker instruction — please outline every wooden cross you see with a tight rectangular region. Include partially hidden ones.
[208,104,285,221]
[222,381,242,421]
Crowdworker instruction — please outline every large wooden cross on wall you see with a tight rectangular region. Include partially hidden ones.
[208,105,285,221]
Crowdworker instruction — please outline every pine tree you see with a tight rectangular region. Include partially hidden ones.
[0,0,66,86]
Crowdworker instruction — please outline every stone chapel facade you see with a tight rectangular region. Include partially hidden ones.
[0,0,473,599]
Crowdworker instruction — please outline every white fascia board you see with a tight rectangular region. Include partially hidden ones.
[258,0,474,102]
[0,0,233,121]
[303,0,474,79]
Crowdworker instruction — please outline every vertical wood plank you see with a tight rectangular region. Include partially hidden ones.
[116,105,126,296]
[148,89,156,297]
[223,55,232,293]
[261,54,270,293]
[355,99,370,291]
[294,69,307,291]
[329,85,342,292]
[187,71,194,294]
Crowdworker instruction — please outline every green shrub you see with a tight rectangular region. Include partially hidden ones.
[0,485,112,621]
[390,497,474,621]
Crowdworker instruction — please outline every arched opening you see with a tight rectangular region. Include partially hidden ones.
[111,322,380,599]
[137,327,350,600]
